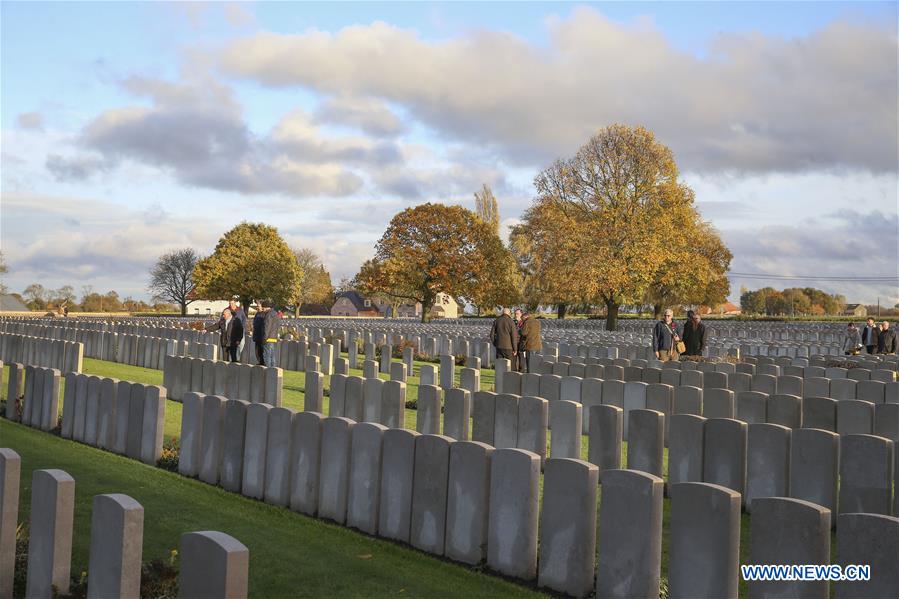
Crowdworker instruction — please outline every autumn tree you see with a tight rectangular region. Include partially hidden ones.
[643,218,732,317]
[292,248,335,316]
[520,124,704,330]
[193,223,302,309]
[148,248,200,316]
[355,203,516,322]
[474,183,500,234]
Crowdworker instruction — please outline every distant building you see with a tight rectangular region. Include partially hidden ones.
[0,294,29,312]
[396,293,460,319]
[843,303,867,318]
[698,302,742,316]
[331,291,381,317]
[188,300,230,318]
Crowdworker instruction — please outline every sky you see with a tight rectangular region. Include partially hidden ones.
[1,1,897,306]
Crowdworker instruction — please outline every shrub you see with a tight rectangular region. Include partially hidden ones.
[157,439,180,472]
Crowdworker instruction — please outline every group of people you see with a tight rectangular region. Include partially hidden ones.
[491,307,543,372]
[844,318,897,355]
[652,309,707,361]
[205,297,283,366]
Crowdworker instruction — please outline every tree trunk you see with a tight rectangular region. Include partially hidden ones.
[557,303,568,319]
[653,303,662,320]
[605,301,619,331]
[421,296,434,323]
[180,301,187,316]
[294,303,302,318]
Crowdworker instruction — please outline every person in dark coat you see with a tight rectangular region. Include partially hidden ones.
[490,307,519,362]
[681,311,706,357]
[861,317,879,354]
[205,308,244,362]
[877,321,897,355]
[261,300,282,367]
[252,305,267,365]
[652,309,680,361]
[518,312,542,373]
[228,296,248,357]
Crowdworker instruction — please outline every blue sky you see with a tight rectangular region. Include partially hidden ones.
[2,1,897,305]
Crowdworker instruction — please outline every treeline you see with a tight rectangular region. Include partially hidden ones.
[14,283,175,313]
[739,287,846,316]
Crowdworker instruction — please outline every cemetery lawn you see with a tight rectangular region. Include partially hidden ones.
[0,420,546,598]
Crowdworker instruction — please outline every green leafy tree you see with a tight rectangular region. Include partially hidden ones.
[474,183,500,234]
[0,251,8,295]
[193,223,302,309]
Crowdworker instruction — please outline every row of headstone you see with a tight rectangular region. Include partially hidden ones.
[317,376,407,428]
[58,374,166,466]
[162,355,282,406]
[613,407,899,518]
[0,333,83,373]
[15,365,60,431]
[0,449,249,599]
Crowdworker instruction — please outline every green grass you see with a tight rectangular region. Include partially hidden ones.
[0,421,545,598]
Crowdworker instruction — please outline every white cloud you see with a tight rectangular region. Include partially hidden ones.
[217,8,897,173]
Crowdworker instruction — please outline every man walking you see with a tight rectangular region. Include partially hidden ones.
[491,307,519,363]
[681,311,706,357]
[205,308,243,362]
[261,299,282,367]
[652,309,680,362]
[518,311,542,373]
[861,317,879,354]
[877,321,897,355]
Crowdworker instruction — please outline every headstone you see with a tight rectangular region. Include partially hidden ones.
[736,391,768,424]
[767,394,801,429]
[745,423,791,512]
[622,381,648,438]
[517,396,548,460]
[836,400,874,435]
[199,395,225,485]
[838,433,893,515]
[487,448,540,580]
[749,497,830,599]
[443,388,470,440]
[140,385,165,465]
[596,469,663,599]
[549,400,582,459]
[346,422,388,535]
[179,392,205,477]
[410,434,452,555]
[318,417,355,524]
[0,449,21,599]
[26,469,75,598]
[790,428,839,514]
[835,513,899,599]
[703,418,747,495]
[288,410,323,515]
[220,400,249,493]
[304,371,324,413]
[419,364,438,387]
[344,376,364,422]
[178,531,248,599]
[241,403,271,499]
[493,393,519,448]
[380,380,405,429]
[669,414,707,486]
[538,458,598,598]
[803,396,837,431]
[362,377,384,423]
[627,409,664,476]
[87,494,144,599]
[378,428,420,542]
[669,482,741,599]
[444,441,493,564]
[416,385,442,434]
[263,407,293,507]
[112,381,132,455]
[588,405,622,477]
[125,383,145,460]
[471,391,496,445]
[874,403,899,441]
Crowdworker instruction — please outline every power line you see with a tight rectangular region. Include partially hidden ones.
[728,272,899,282]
